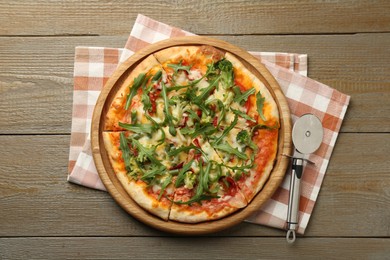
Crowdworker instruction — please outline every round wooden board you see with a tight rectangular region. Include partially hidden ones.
[91,36,292,235]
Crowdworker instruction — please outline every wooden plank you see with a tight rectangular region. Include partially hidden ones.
[0,1,389,36]
[0,36,128,134]
[1,237,389,259]
[305,132,390,236]
[0,34,389,134]
[0,134,388,237]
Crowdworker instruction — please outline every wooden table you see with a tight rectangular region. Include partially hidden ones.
[1,1,389,259]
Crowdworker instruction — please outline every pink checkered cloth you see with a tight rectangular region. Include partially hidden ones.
[68,14,349,234]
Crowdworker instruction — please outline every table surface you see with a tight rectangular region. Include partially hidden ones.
[1,1,389,259]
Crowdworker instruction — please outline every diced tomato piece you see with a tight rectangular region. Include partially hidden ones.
[170,162,184,170]
[247,114,259,127]
[179,116,189,127]
[212,117,218,127]
[192,138,202,161]
[193,138,201,148]
[234,79,247,92]
[225,176,238,195]
[149,90,161,114]
[196,109,202,118]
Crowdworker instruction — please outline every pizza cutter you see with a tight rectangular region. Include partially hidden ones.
[286,114,323,243]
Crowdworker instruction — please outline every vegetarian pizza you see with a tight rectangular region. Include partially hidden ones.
[102,45,279,223]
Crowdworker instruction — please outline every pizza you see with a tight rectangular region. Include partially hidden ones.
[102,45,279,223]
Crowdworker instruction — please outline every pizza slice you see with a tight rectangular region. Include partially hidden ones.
[168,136,247,223]
[201,52,280,203]
[209,125,278,203]
[224,52,280,128]
[102,128,191,220]
[104,54,167,130]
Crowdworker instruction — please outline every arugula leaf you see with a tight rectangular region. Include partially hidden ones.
[206,62,219,82]
[215,100,226,126]
[118,122,153,134]
[141,165,167,182]
[232,86,242,97]
[211,163,223,181]
[130,138,162,166]
[223,163,253,171]
[168,63,219,93]
[166,84,191,92]
[168,61,192,74]
[125,73,146,110]
[167,145,198,157]
[256,91,267,121]
[213,142,248,160]
[144,114,166,144]
[190,123,217,138]
[204,98,226,126]
[119,132,132,171]
[141,86,152,112]
[196,102,212,116]
[130,110,137,124]
[186,109,200,122]
[126,157,144,179]
[168,145,208,161]
[175,160,194,188]
[193,75,221,104]
[141,70,162,112]
[172,162,219,205]
[231,108,256,122]
[173,169,202,204]
[152,70,162,82]
[213,114,238,144]
[202,163,212,191]
[158,174,173,200]
[161,82,177,136]
[233,87,255,105]
[179,127,195,135]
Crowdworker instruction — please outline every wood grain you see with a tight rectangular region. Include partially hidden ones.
[0,0,389,257]
[0,134,388,237]
[0,1,389,36]
[1,237,389,259]
[0,34,389,134]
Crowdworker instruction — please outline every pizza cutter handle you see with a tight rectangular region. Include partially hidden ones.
[286,158,303,243]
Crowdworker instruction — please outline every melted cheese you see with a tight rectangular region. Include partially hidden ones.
[188,69,202,81]
[199,140,223,163]
[196,77,209,90]
[171,104,183,124]
[175,71,188,86]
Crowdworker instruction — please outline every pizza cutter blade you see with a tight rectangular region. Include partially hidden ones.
[286,114,323,243]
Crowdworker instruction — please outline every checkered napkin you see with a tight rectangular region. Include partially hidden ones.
[68,14,350,234]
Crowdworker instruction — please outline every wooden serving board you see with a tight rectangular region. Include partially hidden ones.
[91,36,292,235]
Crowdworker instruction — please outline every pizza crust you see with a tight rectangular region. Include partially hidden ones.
[169,191,247,223]
[102,132,127,174]
[153,46,200,65]
[153,45,224,74]
[121,174,172,221]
